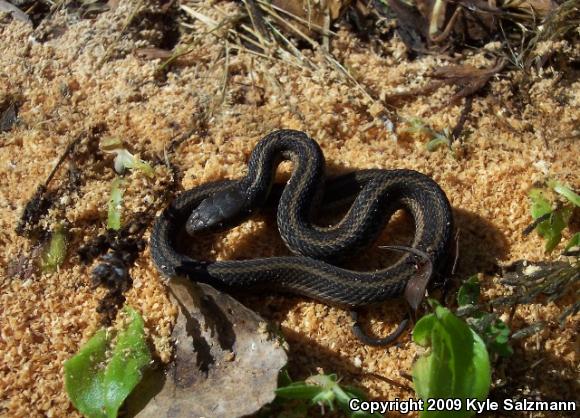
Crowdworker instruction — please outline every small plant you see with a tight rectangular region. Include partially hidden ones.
[456,276,513,358]
[41,224,68,272]
[100,137,155,231]
[527,180,579,252]
[64,306,151,418]
[107,178,124,231]
[100,137,154,178]
[400,117,452,152]
[412,300,491,418]
[272,371,381,418]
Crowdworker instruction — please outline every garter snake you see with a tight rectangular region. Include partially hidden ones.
[150,130,454,343]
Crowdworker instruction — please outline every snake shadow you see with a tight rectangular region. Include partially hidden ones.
[214,206,510,359]
[451,207,510,277]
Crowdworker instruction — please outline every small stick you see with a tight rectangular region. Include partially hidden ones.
[451,95,473,141]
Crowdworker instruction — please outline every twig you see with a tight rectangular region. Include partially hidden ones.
[218,41,230,111]
[522,212,551,236]
[16,130,86,236]
[451,95,473,140]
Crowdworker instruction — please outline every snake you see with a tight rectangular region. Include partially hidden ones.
[150,129,454,344]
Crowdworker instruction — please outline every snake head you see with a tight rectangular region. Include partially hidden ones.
[186,185,247,234]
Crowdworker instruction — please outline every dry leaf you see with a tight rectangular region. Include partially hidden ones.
[0,0,31,24]
[126,277,287,418]
[381,0,429,52]
[431,59,505,103]
[503,0,557,18]
[0,101,18,133]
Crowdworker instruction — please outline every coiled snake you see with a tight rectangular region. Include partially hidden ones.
[150,130,454,345]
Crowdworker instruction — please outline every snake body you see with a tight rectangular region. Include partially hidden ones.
[151,130,454,307]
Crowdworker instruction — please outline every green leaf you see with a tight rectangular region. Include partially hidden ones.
[412,313,437,346]
[468,314,513,358]
[113,149,155,178]
[529,188,552,219]
[528,188,572,252]
[41,224,67,272]
[333,384,376,418]
[107,178,123,231]
[486,320,513,357]
[565,232,580,251]
[457,276,480,307]
[64,330,108,418]
[412,303,491,418]
[64,307,151,418]
[275,382,325,401]
[542,208,572,252]
[103,308,151,417]
[548,180,580,207]
[401,117,432,136]
[278,369,293,387]
[425,132,451,152]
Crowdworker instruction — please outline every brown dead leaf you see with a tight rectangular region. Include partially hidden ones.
[0,101,18,133]
[380,0,429,52]
[0,0,31,24]
[431,59,505,104]
[126,277,287,418]
[503,0,557,18]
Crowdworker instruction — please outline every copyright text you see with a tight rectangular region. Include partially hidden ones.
[348,398,577,415]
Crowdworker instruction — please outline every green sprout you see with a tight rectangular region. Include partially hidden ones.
[107,178,124,231]
[41,224,68,272]
[274,371,381,418]
[400,117,452,152]
[425,128,452,152]
[548,180,580,207]
[100,137,154,178]
[565,233,580,251]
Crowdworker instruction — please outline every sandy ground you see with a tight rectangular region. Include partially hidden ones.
[0,1,578,417]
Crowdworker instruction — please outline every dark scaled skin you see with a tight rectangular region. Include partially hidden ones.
[150,129,454,345]
[151,129,454,307]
